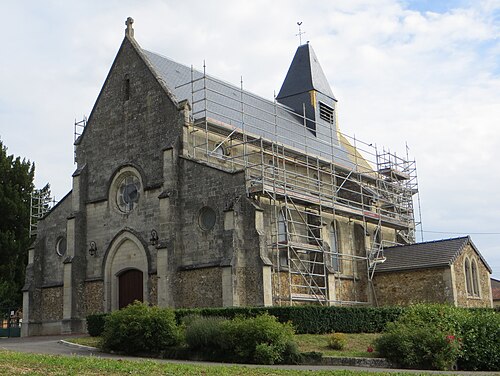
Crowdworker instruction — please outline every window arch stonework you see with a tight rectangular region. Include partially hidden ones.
[471,259,480,297]
[464,258,472,296]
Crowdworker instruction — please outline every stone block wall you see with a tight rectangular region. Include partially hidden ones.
[84,280,104,315]
[373,267,454,306]
[453,244,492,307]
[41,286,63,321]
[175,267,223,307]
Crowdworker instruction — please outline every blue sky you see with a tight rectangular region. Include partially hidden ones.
[1,0,499,279]
[404,0,468,13]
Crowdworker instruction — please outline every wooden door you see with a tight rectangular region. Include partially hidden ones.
[118,269,143,309]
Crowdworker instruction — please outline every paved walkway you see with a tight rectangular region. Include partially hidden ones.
[0,335,497,375]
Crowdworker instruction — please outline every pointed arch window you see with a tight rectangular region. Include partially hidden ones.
[471,259,480,297]
[464,258,472,296]
[330,220,340,272]
[278,210,288,266]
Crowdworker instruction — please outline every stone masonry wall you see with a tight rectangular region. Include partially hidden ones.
[373,267,454,306]
[453,244,492,307]
[76,36,183,203]
[84,280,104,315]
[41,287,63,321]
[175,267,223,308]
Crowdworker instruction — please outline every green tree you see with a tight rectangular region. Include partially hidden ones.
[0,139,34,308]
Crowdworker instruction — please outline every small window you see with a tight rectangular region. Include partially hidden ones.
[199,206,216,231]
[124,74,130,101]
[56,237,67,257]
[213,143,228,158]
[319,102,334,124]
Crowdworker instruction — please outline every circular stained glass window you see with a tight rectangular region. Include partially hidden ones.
[56,237,67,257]
[117,175,141,213]
[199,206,216,231]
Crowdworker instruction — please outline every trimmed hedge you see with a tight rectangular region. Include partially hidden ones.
[175,305,404,334]
[88,306,402,336]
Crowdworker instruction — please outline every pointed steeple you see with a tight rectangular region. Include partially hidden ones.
[277,43,335,101]
[277,43,337,137]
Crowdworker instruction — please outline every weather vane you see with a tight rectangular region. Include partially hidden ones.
[296,22,305,45]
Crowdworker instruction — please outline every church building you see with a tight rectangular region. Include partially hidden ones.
[22,18,492,336]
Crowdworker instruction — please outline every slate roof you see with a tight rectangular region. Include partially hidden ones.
[375,236,492,273]
[142,48,353,166]
[277,43,336,101]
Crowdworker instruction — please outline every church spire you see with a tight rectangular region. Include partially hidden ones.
[276,43,337,136]
[277,43,335,101]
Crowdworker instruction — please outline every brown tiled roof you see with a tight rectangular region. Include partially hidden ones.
[375,236,492,274]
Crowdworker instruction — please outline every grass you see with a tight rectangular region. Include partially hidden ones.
[67,333,380,359]
[67,336,100,347]
[0,350,434,375]
[295,333,380,358]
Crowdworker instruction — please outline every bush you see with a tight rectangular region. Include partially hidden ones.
[376,322,461,370]
[375,304,466,370]
[100,302,181,355]
[458,310,500,371]
[86,313,109,337]
[184,316,227,352]
[183,313,298,364]
[327,333,347,350]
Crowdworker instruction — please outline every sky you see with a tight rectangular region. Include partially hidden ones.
[1,0,499,279]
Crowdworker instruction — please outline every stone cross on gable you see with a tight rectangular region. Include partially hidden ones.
[125,17,134,38]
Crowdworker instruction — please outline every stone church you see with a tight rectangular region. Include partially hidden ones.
[22,18,493,336]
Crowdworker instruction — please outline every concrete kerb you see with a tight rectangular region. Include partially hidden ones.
[58,339,100,352]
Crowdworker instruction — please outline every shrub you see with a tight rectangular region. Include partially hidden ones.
[458,310,500,371]
[376,322,461,370]
[184,316,227,352]
[86,313,109,337]
[183,313,298,364]
[100,302,181,355]
[375,304,466,370]
[220,313,298,364]
[327,333,347,350]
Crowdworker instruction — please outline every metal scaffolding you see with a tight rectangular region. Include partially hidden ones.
[183,67,421,305]
[29,184,54,238]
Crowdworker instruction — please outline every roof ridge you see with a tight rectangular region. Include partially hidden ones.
[384,236,469,250]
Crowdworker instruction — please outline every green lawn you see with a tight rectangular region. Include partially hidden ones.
[295,333,380,358]
[67,333,380,359]
[0,351,432,375]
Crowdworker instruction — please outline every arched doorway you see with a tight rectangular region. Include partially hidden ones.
[118,269,144,309]
[104,232,149,312]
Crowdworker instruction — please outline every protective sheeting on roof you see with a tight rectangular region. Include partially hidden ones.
[142,50,353,167]
[276,43,336,101]
[375,236,492,273]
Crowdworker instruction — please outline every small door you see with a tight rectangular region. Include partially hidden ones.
[118,269,143,309]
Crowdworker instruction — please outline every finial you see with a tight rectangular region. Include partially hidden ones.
[125,17,134,38]
[296,22,305,45]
